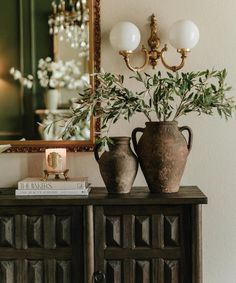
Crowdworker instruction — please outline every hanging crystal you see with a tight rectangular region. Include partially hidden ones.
[48,0,89,54]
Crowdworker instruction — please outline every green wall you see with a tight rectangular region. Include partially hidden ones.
[0,0,53,140]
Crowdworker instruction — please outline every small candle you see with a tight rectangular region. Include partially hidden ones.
[45,148,67,172]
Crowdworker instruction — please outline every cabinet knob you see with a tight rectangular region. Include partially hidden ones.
[93,270,105,282]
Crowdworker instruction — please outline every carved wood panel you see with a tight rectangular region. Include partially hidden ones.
[135,260,151,283]
[25,214,72,249]
[106,260,123,283]
[20,259,72,283]
[164,260,180,283]
[135,216,151,247]
[0,206,83,282]
[27,260,44,283]
[106,216,122,248]
[27,216,43,248]
[95,205,191,283]
[164,216,180,247]
[56,216,71,247]
[0,217,15,248]
[0,261,15,283]
[56,260,72,283]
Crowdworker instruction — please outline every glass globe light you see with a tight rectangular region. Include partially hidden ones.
[110,21,141,51]
[169,20,199,49]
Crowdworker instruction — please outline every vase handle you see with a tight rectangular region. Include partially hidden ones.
[179,126,193,152]
[131,127,144,154]
[94,143,102,162]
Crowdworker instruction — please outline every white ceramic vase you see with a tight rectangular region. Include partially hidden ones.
[44,89,59,110]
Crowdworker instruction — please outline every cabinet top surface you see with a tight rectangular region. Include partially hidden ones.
[0,186,207,206]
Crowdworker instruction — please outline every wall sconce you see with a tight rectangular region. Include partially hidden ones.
[109,14,199,72]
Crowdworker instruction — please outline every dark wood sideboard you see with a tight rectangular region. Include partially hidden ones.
[0,186,207,283]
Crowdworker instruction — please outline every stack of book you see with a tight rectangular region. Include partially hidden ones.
[15,177,91,196]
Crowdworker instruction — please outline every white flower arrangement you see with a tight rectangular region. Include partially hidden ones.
[9,68,33,89]
[10,57,89,90]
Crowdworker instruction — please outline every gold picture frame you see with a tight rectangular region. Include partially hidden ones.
[2,0,100,153]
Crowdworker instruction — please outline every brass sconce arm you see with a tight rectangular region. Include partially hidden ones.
[160,45,190,72]
[110,14,199,72]
[119,46,149,72]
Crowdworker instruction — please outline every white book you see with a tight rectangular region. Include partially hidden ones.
[18,177,89,190]
[15,187,91,196]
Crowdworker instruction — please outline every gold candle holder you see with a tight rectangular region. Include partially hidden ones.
[44,148,69,180]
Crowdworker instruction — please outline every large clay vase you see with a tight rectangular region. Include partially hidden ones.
[132,121,192,193]
[94,137,138,194]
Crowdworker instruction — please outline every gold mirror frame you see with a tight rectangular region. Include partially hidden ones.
[2,0,100,153]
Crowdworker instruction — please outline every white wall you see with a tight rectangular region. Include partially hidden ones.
[0,0,236,281]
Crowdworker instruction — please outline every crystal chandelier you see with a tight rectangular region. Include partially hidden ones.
[48,0,89,55]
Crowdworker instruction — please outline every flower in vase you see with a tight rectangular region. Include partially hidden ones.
[10,57,88,91]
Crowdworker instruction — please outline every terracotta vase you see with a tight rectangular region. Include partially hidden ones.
[94,137,138,194]
[132,121,192,193]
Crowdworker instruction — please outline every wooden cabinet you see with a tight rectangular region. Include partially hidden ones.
[0,187,207,283]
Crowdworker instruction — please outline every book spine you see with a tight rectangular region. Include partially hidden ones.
[18,182,87,190]
[15,189,90,196]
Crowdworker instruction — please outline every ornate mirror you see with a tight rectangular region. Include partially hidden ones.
[0,0,100,152]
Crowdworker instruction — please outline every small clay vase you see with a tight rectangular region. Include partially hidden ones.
[132,121,192,193]
[94,137,138,194]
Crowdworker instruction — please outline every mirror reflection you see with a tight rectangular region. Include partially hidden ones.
[0,0,93,142]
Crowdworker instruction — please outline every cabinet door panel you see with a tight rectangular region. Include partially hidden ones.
[0,206,83,282]
[94,205,191,283]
